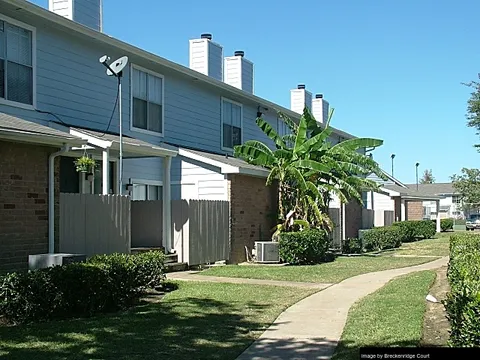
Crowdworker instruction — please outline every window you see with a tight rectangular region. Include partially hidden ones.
[132,183,163,201]
[277,117,289,138]
[222,98,242,149]
[131,65,164,135]
[453,196,461,205]
[0,19,34,106]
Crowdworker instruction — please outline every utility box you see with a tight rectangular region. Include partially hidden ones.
[254,242,280,263]
[28,253,86,270]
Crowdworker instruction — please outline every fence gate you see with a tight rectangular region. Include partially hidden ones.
[172,199,230,266]
[59,193,131,257]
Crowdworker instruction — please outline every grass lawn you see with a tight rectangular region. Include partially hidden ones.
[200,256,437,284]
[392,232,451,257]
[332,270,436,360]
[0,282,315,360]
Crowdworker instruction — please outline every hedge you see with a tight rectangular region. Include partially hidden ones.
[440,218,454,232]
[279,229,331,265]
[362,226,402,252]
[0,251,166,325]
[444,233,480,346]
[392,220,436,242]
[342,238,363,254]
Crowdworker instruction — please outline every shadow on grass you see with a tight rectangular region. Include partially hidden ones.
[0,291,338,360]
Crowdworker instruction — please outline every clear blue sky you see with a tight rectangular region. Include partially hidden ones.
[32,0,480,183]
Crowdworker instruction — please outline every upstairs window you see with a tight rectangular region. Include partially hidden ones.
[277,117,289,138]
[0,19,34,106]
[131,65,164,135]
[222,98,242,150]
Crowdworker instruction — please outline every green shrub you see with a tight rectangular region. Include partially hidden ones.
[444,233,480,346]
[362,226,402,252]
[392,220,436,241]
[342,238,363,254]
[279,229,331,265]
[415,220,436,239]
[0,251,166,325]
[392,221,417,242]
[441,218,454,232]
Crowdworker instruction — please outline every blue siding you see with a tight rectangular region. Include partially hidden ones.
[0,7,350,192]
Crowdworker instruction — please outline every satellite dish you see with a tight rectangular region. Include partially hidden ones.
[107,56,128,76]
[99,55,110,64]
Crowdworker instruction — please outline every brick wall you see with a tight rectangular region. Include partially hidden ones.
[406,201,423,220]
[0,141,60,272]
[344,201,363,239]
[228,174,277,264]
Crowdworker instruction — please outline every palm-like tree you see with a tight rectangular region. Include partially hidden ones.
[234,106,385,235]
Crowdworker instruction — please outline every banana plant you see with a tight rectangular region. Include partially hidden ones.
[234,105,386,238]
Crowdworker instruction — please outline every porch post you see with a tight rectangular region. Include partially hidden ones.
[102,149,110,195]
[436,200,441,233]
[163,156,172,253]
[401,199,406,221]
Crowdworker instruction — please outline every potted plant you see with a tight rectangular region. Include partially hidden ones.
[74,155,96,173]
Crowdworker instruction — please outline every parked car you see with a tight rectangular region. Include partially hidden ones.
[466,214,480,231]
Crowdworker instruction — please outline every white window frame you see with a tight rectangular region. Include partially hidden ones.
[129,178,163,201]
[220,97,243,151]
[0,13,37,110]
[130,64,165,137]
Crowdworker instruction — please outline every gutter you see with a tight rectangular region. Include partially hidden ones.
[48,144,71,254]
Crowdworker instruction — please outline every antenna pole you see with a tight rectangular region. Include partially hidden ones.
[118,74,123,194]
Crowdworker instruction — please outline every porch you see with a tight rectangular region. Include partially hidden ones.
[48,123,178,253]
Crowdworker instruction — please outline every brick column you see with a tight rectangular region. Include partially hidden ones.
[0,141,60,272]
[228,174,277,264]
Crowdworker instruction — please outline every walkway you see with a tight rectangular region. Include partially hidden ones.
[167,271,332,290]
[236,256,448,360]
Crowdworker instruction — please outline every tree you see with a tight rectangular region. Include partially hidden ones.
[234,107,385,236]
[420,169,435,184]
[463,75,480,148]
[451,168,480,214]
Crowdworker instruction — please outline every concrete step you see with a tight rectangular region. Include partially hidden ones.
[165,262,188,273]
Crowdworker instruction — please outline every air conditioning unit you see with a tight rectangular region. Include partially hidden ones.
[254,241,280,263]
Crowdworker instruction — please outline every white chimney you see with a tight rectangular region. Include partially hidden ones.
[312,94,330,123]
[290,84,312,114]
[224,51,254,93]
[49,0,103,32]
[189,33,223,81]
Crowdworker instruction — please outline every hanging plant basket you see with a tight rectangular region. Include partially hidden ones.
[74,156,96,173]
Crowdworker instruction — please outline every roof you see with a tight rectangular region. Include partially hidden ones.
[70,127,178,158]
[0,112,86,146]
[383,184,442,201]
[1,0,355,141]
[178,148,270,178]
[403,183,455,196]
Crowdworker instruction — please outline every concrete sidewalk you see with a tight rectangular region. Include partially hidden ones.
[236,256,449,360]
[167,271,332,290]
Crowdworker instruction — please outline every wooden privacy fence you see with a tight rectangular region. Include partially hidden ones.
[59,193,131,257]
[173,200,230,266]
[328,208,342,248]
[362,209,374,229]
[131,200,163,248]
[384,210,394,226]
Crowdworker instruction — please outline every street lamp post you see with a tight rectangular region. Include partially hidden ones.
[415,162,420,191]
[391,154,396,177]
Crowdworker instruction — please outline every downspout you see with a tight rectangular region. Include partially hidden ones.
[48,145,71,254]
